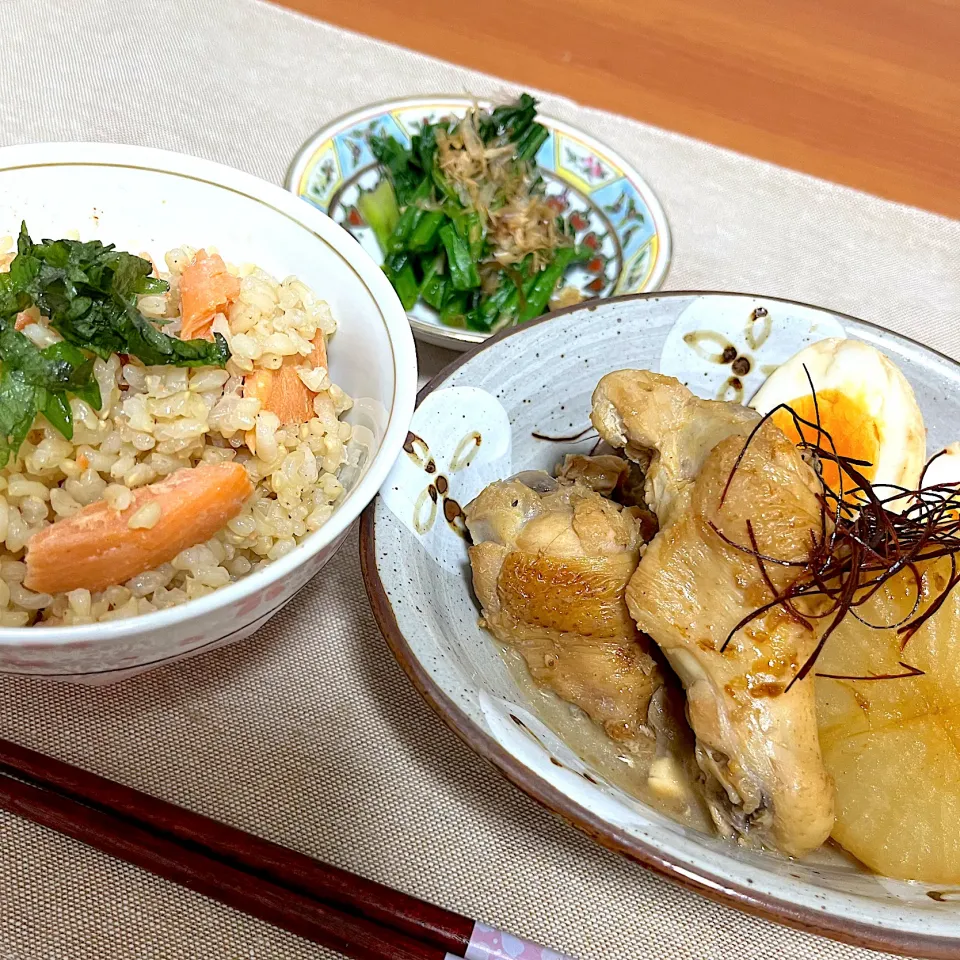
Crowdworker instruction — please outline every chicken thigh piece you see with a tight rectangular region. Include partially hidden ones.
[556,453,658,539]
[465,476,665,747]
[555,453,630,497]
[591,370,835,857]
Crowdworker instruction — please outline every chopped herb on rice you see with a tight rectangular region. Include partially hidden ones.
[0,232,353,626]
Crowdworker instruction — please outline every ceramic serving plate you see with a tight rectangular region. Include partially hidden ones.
[0,142,416,684]
[360,292,960,957]
[286,96,671,350]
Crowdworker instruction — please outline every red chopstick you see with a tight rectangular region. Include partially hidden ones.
[0,736,569,960]
[0,772,438,960]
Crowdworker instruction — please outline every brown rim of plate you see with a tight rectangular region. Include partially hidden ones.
[359,290,960,958]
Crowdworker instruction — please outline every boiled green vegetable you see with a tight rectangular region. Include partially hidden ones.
[363,94,587,332]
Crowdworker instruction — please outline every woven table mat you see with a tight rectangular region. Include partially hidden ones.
[0,1,958,957]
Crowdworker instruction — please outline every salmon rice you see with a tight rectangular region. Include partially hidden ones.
[0,230,354,627]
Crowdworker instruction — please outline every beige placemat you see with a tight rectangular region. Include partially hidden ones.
[0,1,959,957]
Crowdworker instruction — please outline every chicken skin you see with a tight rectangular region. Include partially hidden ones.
[592,370,835,857]
[465,476,664,747]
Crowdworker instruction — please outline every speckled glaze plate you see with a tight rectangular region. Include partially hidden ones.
[360,293,960,957]
[286,96,671,350]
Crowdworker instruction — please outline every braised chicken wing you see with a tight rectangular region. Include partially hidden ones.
[592,370,835,857]
[465,476,664,747]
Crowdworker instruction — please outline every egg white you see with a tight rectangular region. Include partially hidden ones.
[920,442,960,490]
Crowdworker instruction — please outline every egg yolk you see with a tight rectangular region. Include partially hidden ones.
[771,389,880,494]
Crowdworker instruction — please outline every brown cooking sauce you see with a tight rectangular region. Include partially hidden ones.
[499,645,712,831]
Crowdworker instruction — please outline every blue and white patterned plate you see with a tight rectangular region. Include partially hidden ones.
[286,96,672,350]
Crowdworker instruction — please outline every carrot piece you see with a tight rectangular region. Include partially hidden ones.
[24,462,253,595]
[14,311,32,331]
[178,250,240,341]
[242,333,328,426]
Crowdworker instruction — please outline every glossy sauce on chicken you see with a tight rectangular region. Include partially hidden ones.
[502,645,711,829]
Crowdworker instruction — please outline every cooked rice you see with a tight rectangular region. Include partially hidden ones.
[0,242,353,627]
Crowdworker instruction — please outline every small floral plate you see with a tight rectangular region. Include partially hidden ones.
[286,96,672,351]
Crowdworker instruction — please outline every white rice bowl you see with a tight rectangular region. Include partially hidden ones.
[0,142,415,679]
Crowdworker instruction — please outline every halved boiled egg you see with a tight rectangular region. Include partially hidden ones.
[750,338,925,497]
